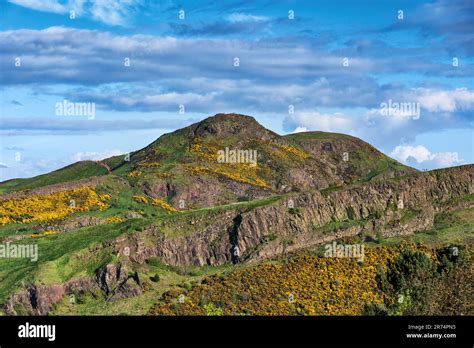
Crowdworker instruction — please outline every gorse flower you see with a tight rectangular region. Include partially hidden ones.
[0,187,111,225]
[127,170,142,177]
[149,246,433,316]
[132,195,178,213]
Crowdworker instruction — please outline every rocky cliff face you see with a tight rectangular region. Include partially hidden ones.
[4,263,142,315]
[98,165,473,267]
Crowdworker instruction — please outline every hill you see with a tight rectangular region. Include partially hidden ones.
[0,113,471,316]
[0,113,415,207]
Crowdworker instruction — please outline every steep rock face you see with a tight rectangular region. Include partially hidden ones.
[4,263,142,315]
[102,209,239,266]
[96,263,142,300]
[4,278,97,315]
[234,166,472,260]
[101,165,473,267]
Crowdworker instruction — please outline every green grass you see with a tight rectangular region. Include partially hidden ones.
[0,191,282,304]
[161,195,282,220]
[48,254,235,315]
[0,218,153,305]
[48,271,182,316]
[0,161,108,194]
[320,184,344,196]
[377,208,474,247]
[0,223,38,239]
[284,131,354,141]
[400,209,419,225]
[103,154,130,172]
[286,131,414,183]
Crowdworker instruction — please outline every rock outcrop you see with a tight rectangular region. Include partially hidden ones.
[101,165,473,266]
[4,263,142,315]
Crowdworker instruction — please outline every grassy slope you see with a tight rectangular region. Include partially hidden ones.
[0,218,153,306]
[0,129,412,195]
[0,186,469,315]
[48,260,235,315]
[0,161,108,194]
[45,206,473,316]
[378,208,474,247]
[285,131,414,182]
[0,187,283,311]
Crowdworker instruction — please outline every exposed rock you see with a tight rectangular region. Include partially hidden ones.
[4,263,142,315]
[96,263,128,295]
[101,165,473,267]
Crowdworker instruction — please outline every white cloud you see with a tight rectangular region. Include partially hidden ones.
[415,88,474,112]
[8,0,68,13]
[227,13,268,23]
[390,145,465,168]
[292,126,308,133]
[7,0,138,26]
[285,111,354,133]
[90,0,138,26]
[70,149,124,162]
[0,27,472,157]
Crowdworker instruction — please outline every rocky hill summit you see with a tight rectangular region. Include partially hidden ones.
[0,113,416,206]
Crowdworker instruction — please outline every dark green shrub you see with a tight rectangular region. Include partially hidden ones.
[150,274,161,282]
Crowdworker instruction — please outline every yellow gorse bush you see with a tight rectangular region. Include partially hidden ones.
[30,230,58,238]
[156,172,174,179]
[188,137,270,189]
[186,165,270,189]
[150,198,179,213]
[0,187,111,225]
[189,137,220,162]
[151,246,417,316]
[138,162,161,168]
[274,143,309,161]
[132,195,178,213]
[104,216,125,224]
[127,170,142,177]
[132,195,149,204]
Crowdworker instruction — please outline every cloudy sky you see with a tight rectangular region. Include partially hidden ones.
[0,0,473,181]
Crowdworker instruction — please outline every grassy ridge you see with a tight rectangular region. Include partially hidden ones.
[0,161,108,194]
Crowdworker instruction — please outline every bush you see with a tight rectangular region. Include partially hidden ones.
[150,274,161,282]
[288,207,301,215]
[362,303,388,316]
[377,248,438,315]
[346,206,356,220]
[385,249,436,293]
[202,303,223,316]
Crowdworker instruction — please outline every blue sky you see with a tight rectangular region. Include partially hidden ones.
[0,0,473,180]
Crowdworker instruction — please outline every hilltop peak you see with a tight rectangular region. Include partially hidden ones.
[186,113,278,140]
[205,113,257,123]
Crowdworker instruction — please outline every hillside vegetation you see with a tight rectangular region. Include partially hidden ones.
[0,113,471,316]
